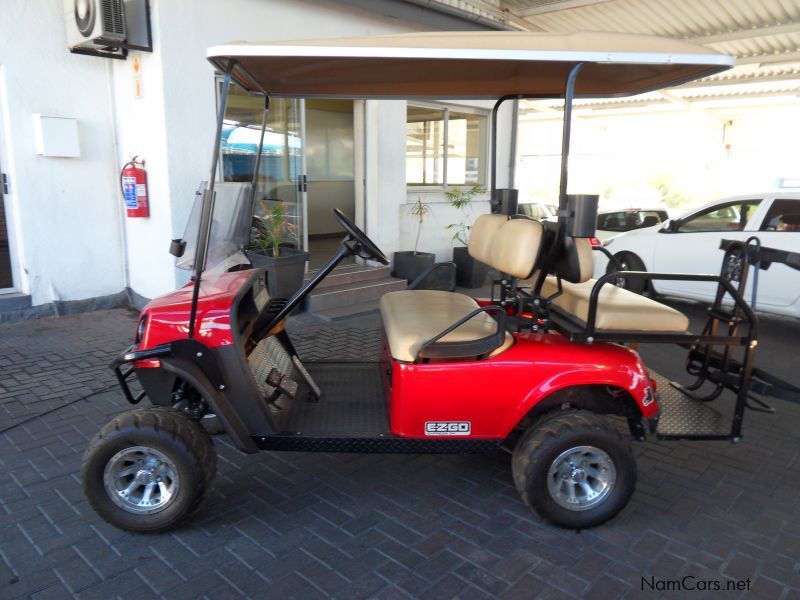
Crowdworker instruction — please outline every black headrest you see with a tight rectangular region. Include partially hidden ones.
[641,215,659,227]
[539,221,592,283]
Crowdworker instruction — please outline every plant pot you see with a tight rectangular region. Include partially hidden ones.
[246,247,309,300]
[392,251,435,284]
[453,246,488,288]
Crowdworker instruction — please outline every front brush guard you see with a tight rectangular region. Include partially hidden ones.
[110,339,226,405]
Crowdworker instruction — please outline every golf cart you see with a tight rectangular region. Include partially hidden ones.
[82,31,800,533]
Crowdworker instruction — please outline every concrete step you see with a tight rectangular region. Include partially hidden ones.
[310,300,382,322]
[0,293,32,312]
[305,277,406,312]
[305,264,393,291]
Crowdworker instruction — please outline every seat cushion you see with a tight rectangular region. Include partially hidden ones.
[380,290,512,362]
[540,276,689,332]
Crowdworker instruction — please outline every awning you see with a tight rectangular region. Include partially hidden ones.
[207,31,734,99]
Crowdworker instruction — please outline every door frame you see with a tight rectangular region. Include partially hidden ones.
[354,99,366,234]
[0,66,20,294]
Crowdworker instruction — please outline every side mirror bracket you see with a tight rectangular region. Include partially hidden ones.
[661,220,679,233]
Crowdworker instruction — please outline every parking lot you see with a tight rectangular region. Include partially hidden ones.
[1,303,799,599]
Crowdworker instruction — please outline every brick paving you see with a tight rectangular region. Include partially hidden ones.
[1,306,799,598]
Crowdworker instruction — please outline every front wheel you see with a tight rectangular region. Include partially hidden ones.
[512,410,636,529]
[81,407,217,533]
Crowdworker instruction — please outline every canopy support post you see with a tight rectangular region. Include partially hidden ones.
[188,61,235,339]
[558,62,584,214]
[532,61,585,297]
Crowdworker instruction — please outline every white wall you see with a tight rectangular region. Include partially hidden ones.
[365,100,409,259]
[123,0,424,299]
[0,0,125,304]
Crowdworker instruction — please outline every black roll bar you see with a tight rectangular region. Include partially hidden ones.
[188,60,272,338]
[532,62,586,297]
[417,305,508,361]
[188,61,236,339]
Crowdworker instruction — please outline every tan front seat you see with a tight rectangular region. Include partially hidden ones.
[380,215,543,362]
[531,237,689,333]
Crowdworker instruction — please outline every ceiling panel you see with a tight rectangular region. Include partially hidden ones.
[406,0,800,101]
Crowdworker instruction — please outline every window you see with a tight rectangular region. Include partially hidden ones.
[597,210,667,232]
[406,103,488,186]
[678,200,761,233]
[760,199,800,232]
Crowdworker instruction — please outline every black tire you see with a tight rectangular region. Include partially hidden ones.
[81,407,217,533]
[512,410,636,529]
[608,252,647,295]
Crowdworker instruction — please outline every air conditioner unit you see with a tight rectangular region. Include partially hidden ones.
[63,0,126,53]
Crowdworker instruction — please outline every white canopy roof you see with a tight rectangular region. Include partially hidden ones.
[207,31,734,99]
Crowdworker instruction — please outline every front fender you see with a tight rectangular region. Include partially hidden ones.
[157,357,258,453]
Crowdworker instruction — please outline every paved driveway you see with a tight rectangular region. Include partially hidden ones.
[1,305,799,599]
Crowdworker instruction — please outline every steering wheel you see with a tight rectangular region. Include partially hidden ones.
[332,208,389,265]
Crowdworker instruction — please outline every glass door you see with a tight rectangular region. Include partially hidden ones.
[304,99,356,269]
[219,82,306,254]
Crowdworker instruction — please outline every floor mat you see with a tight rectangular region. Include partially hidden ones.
[283,362,389,435]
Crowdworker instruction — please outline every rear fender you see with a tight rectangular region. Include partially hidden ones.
[508,356,655,434]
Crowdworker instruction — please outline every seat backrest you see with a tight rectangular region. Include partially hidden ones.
[468,214,508,264]
[490,218,544,278]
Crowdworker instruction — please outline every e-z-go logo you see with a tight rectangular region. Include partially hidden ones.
[424,421,471,436]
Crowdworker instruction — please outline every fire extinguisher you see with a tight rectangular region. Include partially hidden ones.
[120,156,149,218]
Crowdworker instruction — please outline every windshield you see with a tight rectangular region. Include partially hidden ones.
[177,82,304,273]
[176,181,253,272]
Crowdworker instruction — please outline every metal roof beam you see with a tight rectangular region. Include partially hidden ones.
[676,72,800,88]
[736,51,800,66]
[464,0,546,30]
[510,0,615,17]
[658,91,725,124]
[689,23,800,45]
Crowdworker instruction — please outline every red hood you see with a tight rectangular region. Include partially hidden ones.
[139,270,254,349]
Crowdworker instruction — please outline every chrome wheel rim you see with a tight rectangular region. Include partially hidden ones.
[547,445,616,512]
[103,446,180,514]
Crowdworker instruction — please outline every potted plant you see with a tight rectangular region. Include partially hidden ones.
[393,196,435,283]
[246,200,309,299]
[446,184,488,288]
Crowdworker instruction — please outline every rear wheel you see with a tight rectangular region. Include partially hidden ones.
[608,252,647,294]
[81,407,216,533]
[512,410,636,529]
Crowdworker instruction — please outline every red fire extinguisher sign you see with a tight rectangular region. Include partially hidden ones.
[121,156,149,218]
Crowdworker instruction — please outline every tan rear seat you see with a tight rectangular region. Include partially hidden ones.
[380,215,543,362]
[530,234,688,333]
[539,276,689,332]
